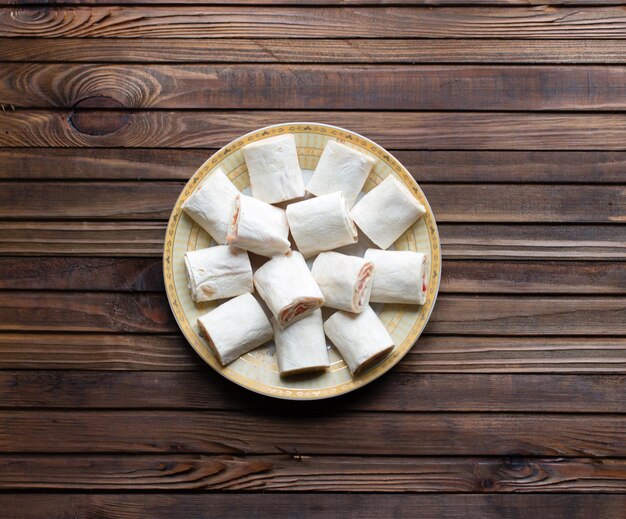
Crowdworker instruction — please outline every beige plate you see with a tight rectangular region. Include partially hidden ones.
[164,122,441,400]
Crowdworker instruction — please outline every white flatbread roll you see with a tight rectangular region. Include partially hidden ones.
[226,193,291,257]
[181,168,239,245]
[351,175,426,250]
[242,134,305,204]
[286,192,357,258]
[254,251,325,328]
[272,310,330,376]
[311,251,374,313]
[323,306,395,376]
[307,140,375,207]
[197,293,273,366]
[365,249,429,305]
[184,245,253,303]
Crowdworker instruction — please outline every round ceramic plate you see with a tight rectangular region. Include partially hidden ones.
[164,122,441,400]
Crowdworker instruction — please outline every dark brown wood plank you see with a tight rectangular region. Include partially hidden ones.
[0,455,624,493]
[8,63,626,111]
[0,494,622,519]
[3,149,626,183]
[6,39,626,64]
[2,371,623,413]
[442,261,626,294]
[426,295,626,336]
[7,0,624,5]
[405,336,626,374]
[0,182,622,223]
[1,334,624,374]
[0,292,175,333]
[9,111,626,149]
[0,221,167,256]
[2,222,624,260]
[0,333,201,371]
[441,224,626,261]
[0,257,623,294]
[0,292,623,335]
[0,257,164,291]
[3,7,626,39]
[1,410,624,455]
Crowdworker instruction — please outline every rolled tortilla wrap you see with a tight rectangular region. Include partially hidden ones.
[286,192,357,258]
[307,140,375,207]
[323,306,395,376]
[272,310,330,376]
[311,251,374,313]
[181,168,239,245]
[242,134,305,204]
[351,175,426,250]
[226,193,291,257]
[254,251,325,328]
[184,245,253,303]
[197,293,273,366]
[365,249,429,305]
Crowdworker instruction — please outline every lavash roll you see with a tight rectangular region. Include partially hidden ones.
[197,293,273,366]
[323,306,395,376]
[242,134,305,204]
[254,251,325,328]
[311,251,374,313]
[286,192,357,259]
[226,193,291,257]
[181,168,239,245]
[351,175,425,250]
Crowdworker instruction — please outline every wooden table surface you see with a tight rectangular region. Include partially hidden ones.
[1,1,625,518]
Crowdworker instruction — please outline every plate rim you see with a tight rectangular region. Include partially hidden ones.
[163,121,442,400]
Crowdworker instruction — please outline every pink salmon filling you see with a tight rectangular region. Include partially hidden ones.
[279,299,316,325]
[226,196,241,242]
[352,263,374,311]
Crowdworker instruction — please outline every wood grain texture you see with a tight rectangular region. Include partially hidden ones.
[1,410,624,455]
[6,39,626,64]
[0,257,623,294]
[2,222,624,260]
[441,224,626,261]
[0,257,164,291]
[3,149,626,183]
[8,63,626,111]
[0,455,625,493]
[0,291,175,333]
[0,182,622,223]
[4,7,626,39]
[427,295,626,335]
[2,371,624,413]
[1,292,623,335]
[0,221,167,256]
[8,110,626,149]
[1,334,623,374]
[7,0,624,5]
[0,494,623,519]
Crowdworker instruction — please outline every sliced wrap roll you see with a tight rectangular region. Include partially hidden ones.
[197,293,273,366]
[365,249,429,305]
[242,134,305,204]
[306,140,375,207]
[272,309,330,376]
[311,251,374,313]
[286,192,357,258]
[226,193,291,257]
[184,245,253,303]
[254,251,325,329]
[323,306,395,376]
[351,175,426,250]
[181,168,239,245]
